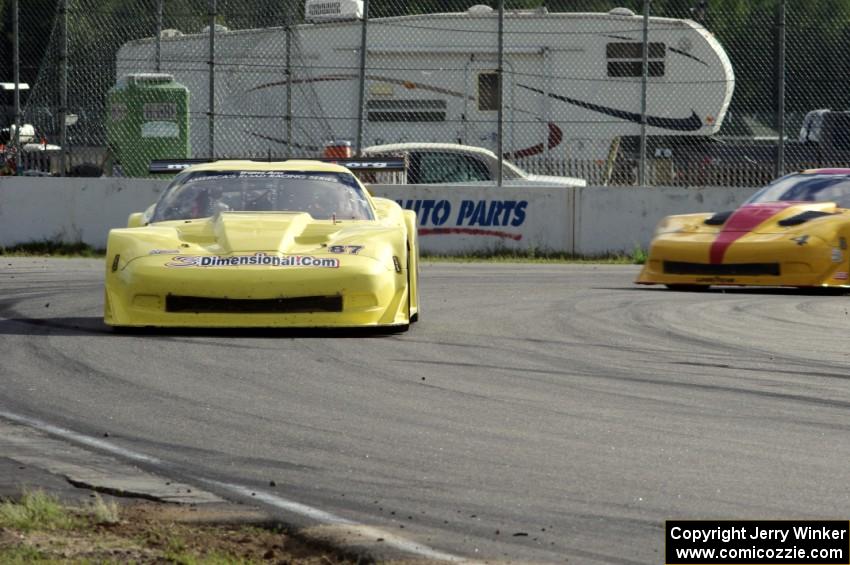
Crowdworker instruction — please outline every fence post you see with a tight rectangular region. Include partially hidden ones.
[285,4,293,158]
[59,0,69,176]
[496,0,504,186]
[542,47,550,169]
[208,0,216,158]
[155,0,163,72]
[12,0,21,174]
[775,0,786,177]
[354,0,370,155]
[638,0,650,187]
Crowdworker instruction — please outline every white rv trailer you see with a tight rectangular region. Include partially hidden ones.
[116,1,734,162]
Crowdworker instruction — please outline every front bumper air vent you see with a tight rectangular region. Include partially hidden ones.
[166,295,343,313]
[663,261,780,276]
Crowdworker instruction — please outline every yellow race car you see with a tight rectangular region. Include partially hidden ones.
[104,159,419,330]
[637,168,850,290]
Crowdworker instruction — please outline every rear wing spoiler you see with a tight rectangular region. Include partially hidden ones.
[149,157,406,174]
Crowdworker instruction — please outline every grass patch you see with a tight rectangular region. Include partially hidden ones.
[0,494,355,564]
[0,546,52,564]
[164,546,260,565]
[423,248,647,264]
[0,491,78,532]
[630,244,648,265]
[0,241,104,257]
[87,494,120,526]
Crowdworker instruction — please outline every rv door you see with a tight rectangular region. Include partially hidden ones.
[463,51,543,158]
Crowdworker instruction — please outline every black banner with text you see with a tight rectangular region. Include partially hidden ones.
[666,521,850,564]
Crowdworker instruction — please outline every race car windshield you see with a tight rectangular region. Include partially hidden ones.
[746,174,850,208]
[152,170,374,222]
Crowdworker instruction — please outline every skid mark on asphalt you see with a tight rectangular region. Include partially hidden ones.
[402,356,850,411]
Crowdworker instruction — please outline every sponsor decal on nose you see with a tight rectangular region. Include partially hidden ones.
[165,252,340,268]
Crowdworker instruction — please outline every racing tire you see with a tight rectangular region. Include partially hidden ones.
[378,323,410,335]
[69,162,104,177]
[407,239,420,324]
[807,287,848,295]
[109,325,148,334]
[665,284,711,292]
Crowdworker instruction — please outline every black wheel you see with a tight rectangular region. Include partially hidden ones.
[406,239,420,323]
[810,287,848,295]
[376,323,410,335]
[665,284,711,292]
[69,162,103,177]
[110,325,146,334]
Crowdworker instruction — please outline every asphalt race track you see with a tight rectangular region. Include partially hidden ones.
[2,258,850,563]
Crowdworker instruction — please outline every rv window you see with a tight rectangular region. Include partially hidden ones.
[478,73,500,112]
[607,61,665,77]
[366,99,446,122]
[606,42,665,59]
[606,42,666,77]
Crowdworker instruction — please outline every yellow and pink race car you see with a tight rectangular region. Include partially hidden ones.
[637,168,850,290]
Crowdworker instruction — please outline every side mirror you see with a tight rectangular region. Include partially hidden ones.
[127,212,146,228]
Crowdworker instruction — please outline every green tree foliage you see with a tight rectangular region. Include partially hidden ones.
[785,0,850,116]
[0,0,57,89]
[7,0,850,136]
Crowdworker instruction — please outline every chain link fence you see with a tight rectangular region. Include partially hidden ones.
[0,0,56,173]
[4,0,850,186]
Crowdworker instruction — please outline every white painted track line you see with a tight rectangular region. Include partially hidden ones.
[0,409,468,562]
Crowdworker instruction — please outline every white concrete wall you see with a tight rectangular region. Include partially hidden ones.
[0,177,163,249]
[574,185,754,254]
[0,177,757,254]
[367,184,573,254]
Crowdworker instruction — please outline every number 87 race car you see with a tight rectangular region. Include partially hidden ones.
[636,169,850,290]
[104,158,419,330]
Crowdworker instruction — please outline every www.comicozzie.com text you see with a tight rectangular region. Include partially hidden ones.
[670,525,847,544]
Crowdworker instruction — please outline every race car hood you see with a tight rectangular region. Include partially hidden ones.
[657,201,842,236]
[212,212,319,252]
[711,201,839,234]
[653,202,849,265]
[110,212,399,264]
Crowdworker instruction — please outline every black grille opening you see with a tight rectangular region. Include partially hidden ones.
[166,295,343,314]
[663,262,780,276]
[777,210,834,226]
[704,210,733,225]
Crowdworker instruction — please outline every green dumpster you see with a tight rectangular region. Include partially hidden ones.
[107,73,189,177]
